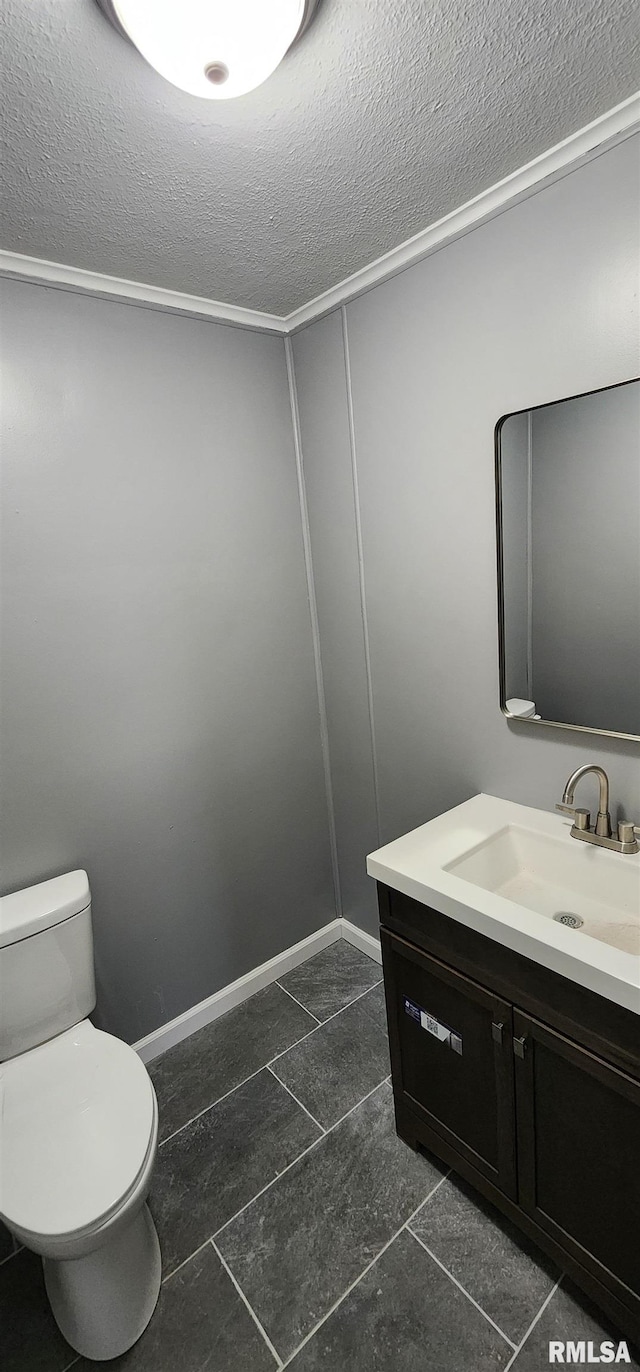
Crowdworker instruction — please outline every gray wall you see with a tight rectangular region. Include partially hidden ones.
[292,134,640,937]
[0,279,334,1042]
[531,383,640,734]
[291,315,380,929]
[2,133,638,1024]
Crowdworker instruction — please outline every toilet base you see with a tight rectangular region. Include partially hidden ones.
[43,1202,161,1361]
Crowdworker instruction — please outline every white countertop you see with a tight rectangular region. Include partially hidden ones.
[367,794,640,1016]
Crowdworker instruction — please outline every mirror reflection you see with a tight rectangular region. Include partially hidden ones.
[496,378,640,739]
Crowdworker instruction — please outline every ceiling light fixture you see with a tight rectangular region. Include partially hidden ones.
[96,0,320,100]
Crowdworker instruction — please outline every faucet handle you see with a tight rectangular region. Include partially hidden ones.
[556,803,590,830]
[617,820,640,844]
[572,808,591,831]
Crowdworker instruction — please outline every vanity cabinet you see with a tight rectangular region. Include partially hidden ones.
[514,1012,640,1302]
[378,886,640,1343]
[385,935,517,1199]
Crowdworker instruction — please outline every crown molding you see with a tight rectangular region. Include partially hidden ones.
[0,250,287,333]
[282,91,640,333]
[1,93,638,336]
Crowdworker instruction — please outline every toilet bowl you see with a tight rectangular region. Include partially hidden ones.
[0,873,162,1360]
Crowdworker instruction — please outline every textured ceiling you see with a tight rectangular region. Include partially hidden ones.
[1,0,639,315]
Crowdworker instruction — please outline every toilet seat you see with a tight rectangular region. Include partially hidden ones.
[0,1019,156,1243]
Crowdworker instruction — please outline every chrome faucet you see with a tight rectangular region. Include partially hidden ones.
[556,765,640,855]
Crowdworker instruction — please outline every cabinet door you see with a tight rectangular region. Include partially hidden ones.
[382,930,517,1199]
[514,1010,640,1310]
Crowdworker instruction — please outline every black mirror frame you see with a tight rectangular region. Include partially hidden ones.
[494,376,640,743]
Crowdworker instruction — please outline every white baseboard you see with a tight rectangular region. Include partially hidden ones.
[134,915,381,1063]
[134,919,341,1062]
[340,918,382,965]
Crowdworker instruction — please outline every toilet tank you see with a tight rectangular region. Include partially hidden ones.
[0,872,96,1061]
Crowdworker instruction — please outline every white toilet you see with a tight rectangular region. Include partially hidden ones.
[0,871,161,1361]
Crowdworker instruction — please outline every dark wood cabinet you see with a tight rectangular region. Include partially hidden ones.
[514,1011,640,1309]
[382,933,517,1199]
[379,887,640,1343]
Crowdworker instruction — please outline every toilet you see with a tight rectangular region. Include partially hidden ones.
[0,871,161,1361]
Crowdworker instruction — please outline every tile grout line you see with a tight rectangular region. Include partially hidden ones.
[406,1227,517,1351]
[158,1022,324,1148]
[158,979,384,1148]
[212,1078,393,1244]
[13,944,545,1370]
[160,1077,396,1284]
[161,1235,214,1285]
[51,967,553,1372]
[159,1063,273,1147]
[314,978,384,1027]
[275,980,322,1024]
[274,976,385,1043]
[502,1276,563,1371]
[267,1065,326,1134]
[211,1238,284,1369]
[279,1170,452,1367]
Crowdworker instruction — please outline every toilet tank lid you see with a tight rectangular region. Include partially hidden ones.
[0,871,91,948]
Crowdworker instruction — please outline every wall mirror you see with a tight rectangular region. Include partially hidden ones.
[495,377,640,741]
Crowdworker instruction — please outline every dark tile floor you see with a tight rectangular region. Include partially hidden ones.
[1,938,637,1371]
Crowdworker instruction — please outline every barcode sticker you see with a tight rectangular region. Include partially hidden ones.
[404,996,462,1054]
[420,1011,451,1043]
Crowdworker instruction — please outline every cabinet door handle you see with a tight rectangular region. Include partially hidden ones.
[513,1034,527,1059]
[492,1021,504,1044]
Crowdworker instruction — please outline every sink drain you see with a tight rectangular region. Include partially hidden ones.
[554,911,584,929]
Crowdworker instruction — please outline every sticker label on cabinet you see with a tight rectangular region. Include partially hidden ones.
[420,1010,450,1041]
[403,998,462,1053]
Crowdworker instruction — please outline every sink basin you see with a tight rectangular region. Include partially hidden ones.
[367,794,640,1014]
[445,825,640,957]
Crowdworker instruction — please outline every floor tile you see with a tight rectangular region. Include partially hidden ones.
[272,990,390,1128]
[0,1247,76,1372]
[288,1228,511,1371]
[357,979,387,1031]
[511,1279,639,1370]
[216,1081,445,1361]
[150,1068,321,1273]
[74,1242,275,1371]
[149,982,316,1142]
[278,940,382,1022]
[410,1174,558,1343]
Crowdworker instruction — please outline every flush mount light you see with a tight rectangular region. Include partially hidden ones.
[96,0,320,100]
